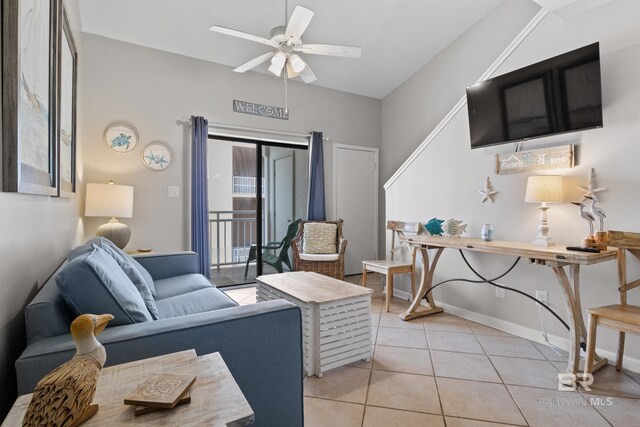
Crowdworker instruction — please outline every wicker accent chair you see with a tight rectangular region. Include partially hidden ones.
[292,220,348,280]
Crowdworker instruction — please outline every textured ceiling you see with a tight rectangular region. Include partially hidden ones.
[75,0,504,99]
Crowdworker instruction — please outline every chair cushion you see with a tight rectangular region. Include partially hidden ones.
[303,223,337,254]
[56,247,153,325]
[299,253,340,262]
[155,287,237,319]
[153,274,215,300]
[69,237,159,319]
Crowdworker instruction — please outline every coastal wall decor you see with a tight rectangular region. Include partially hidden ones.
[2,0,59,195]
[104,124,138,153]
[495,144,574,175]
[479,176,497,203]
[443,219,467,237]
[233,100,289,120]
[142,142,172,171]
[58,5,78,198]
[424,218,444,236]
[579,168,606,202]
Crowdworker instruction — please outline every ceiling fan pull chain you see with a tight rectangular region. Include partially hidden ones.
[284,66,289,114]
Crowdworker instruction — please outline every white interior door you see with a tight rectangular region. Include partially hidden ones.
[273,151,294,240]
[334,144,378,276]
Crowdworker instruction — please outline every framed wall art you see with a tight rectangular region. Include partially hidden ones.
[104,124,138,153]
[57,3,78,197]
[2,0,59,195]
[142,142,172,171]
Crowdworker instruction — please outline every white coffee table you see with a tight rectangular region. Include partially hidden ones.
[256,272,373,377]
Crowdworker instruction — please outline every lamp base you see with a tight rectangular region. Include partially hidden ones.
[96,218,131,249]
[532,236,555,246]
[531,204,555,246]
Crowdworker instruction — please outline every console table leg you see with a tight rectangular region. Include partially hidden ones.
[552,264,607,374]
[401,247,444,321]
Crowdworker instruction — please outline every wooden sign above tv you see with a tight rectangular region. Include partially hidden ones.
[495,144,575,175]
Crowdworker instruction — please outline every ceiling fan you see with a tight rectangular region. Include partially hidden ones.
[210,4,362,83]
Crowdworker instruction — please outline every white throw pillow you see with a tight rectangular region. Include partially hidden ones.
[303,223,338,254]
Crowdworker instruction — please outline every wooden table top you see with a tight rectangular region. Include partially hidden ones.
[3,350,254,427]
[402,235,617,265]
[256,272,372,303]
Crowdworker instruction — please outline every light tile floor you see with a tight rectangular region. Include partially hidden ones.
[224,274,640,427]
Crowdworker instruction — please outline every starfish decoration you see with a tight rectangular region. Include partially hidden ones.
[479,176,498,203]
[578,168,606,202]
[144,150,168,168]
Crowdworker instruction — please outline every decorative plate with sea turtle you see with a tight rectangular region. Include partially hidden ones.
[104,124,138,153]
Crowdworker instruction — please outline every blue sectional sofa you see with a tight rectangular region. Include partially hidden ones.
[16,239,304,426]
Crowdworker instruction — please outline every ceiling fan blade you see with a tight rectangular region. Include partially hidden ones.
[296,44,362,58]
[210,25,278,48]
[233,52,275,73]
[286,63,300,78]
[299,64,317,83]
[285,6,314,39]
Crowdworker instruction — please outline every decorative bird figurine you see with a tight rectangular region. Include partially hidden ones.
[571,201,595,236]
[23,314,114,427]
[424,218,445,236]
[586,196,606,232]
[443,219,467,237]
[479,176,498,203]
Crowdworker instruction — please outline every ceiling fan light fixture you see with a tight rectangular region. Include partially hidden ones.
[268,51,287,76]
[289,54,306,73]
[271,51,287,67]
[268,62,283,76]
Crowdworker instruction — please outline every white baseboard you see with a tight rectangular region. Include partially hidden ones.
[391,288,640,374]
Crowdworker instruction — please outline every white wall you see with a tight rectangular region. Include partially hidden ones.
[79,34,381,253]
[379,0,541,256]
[385,0,640,366]
[0,1,84,417]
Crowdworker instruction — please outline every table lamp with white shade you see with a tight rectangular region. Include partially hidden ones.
[525,175,564,246]
[85,181,134,249]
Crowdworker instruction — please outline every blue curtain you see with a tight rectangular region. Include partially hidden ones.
[191,116,211,278]
[307,131,326,220]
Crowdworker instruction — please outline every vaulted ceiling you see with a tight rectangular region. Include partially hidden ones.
[75,0,504,99]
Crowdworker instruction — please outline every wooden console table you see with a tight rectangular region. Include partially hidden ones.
[3,350,254,426]
[400,235,617,374]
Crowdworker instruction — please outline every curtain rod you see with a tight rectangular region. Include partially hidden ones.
[177,118,329,141]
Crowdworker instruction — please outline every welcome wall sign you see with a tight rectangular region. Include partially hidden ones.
[233,100,289,120]
[495,144,575,174]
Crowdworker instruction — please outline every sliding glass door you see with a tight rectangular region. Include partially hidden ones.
[208,137,308,286]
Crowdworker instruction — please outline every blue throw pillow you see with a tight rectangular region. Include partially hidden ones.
[69,237,158,318]
[57,247,153,325]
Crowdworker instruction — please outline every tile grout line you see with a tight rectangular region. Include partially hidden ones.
[360,328,378,427]
[425,326,448,425]
[481,337,531,427]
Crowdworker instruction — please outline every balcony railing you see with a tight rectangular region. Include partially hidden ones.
[209,210,264,269]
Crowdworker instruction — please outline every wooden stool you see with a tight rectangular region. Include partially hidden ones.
[585,230,640,375]
[362,221,418,312]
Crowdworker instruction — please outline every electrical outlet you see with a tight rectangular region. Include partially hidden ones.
[496,288,506,299]
[535,290,548,304]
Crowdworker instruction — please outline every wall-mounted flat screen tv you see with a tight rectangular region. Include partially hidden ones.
[466,42,603,149]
